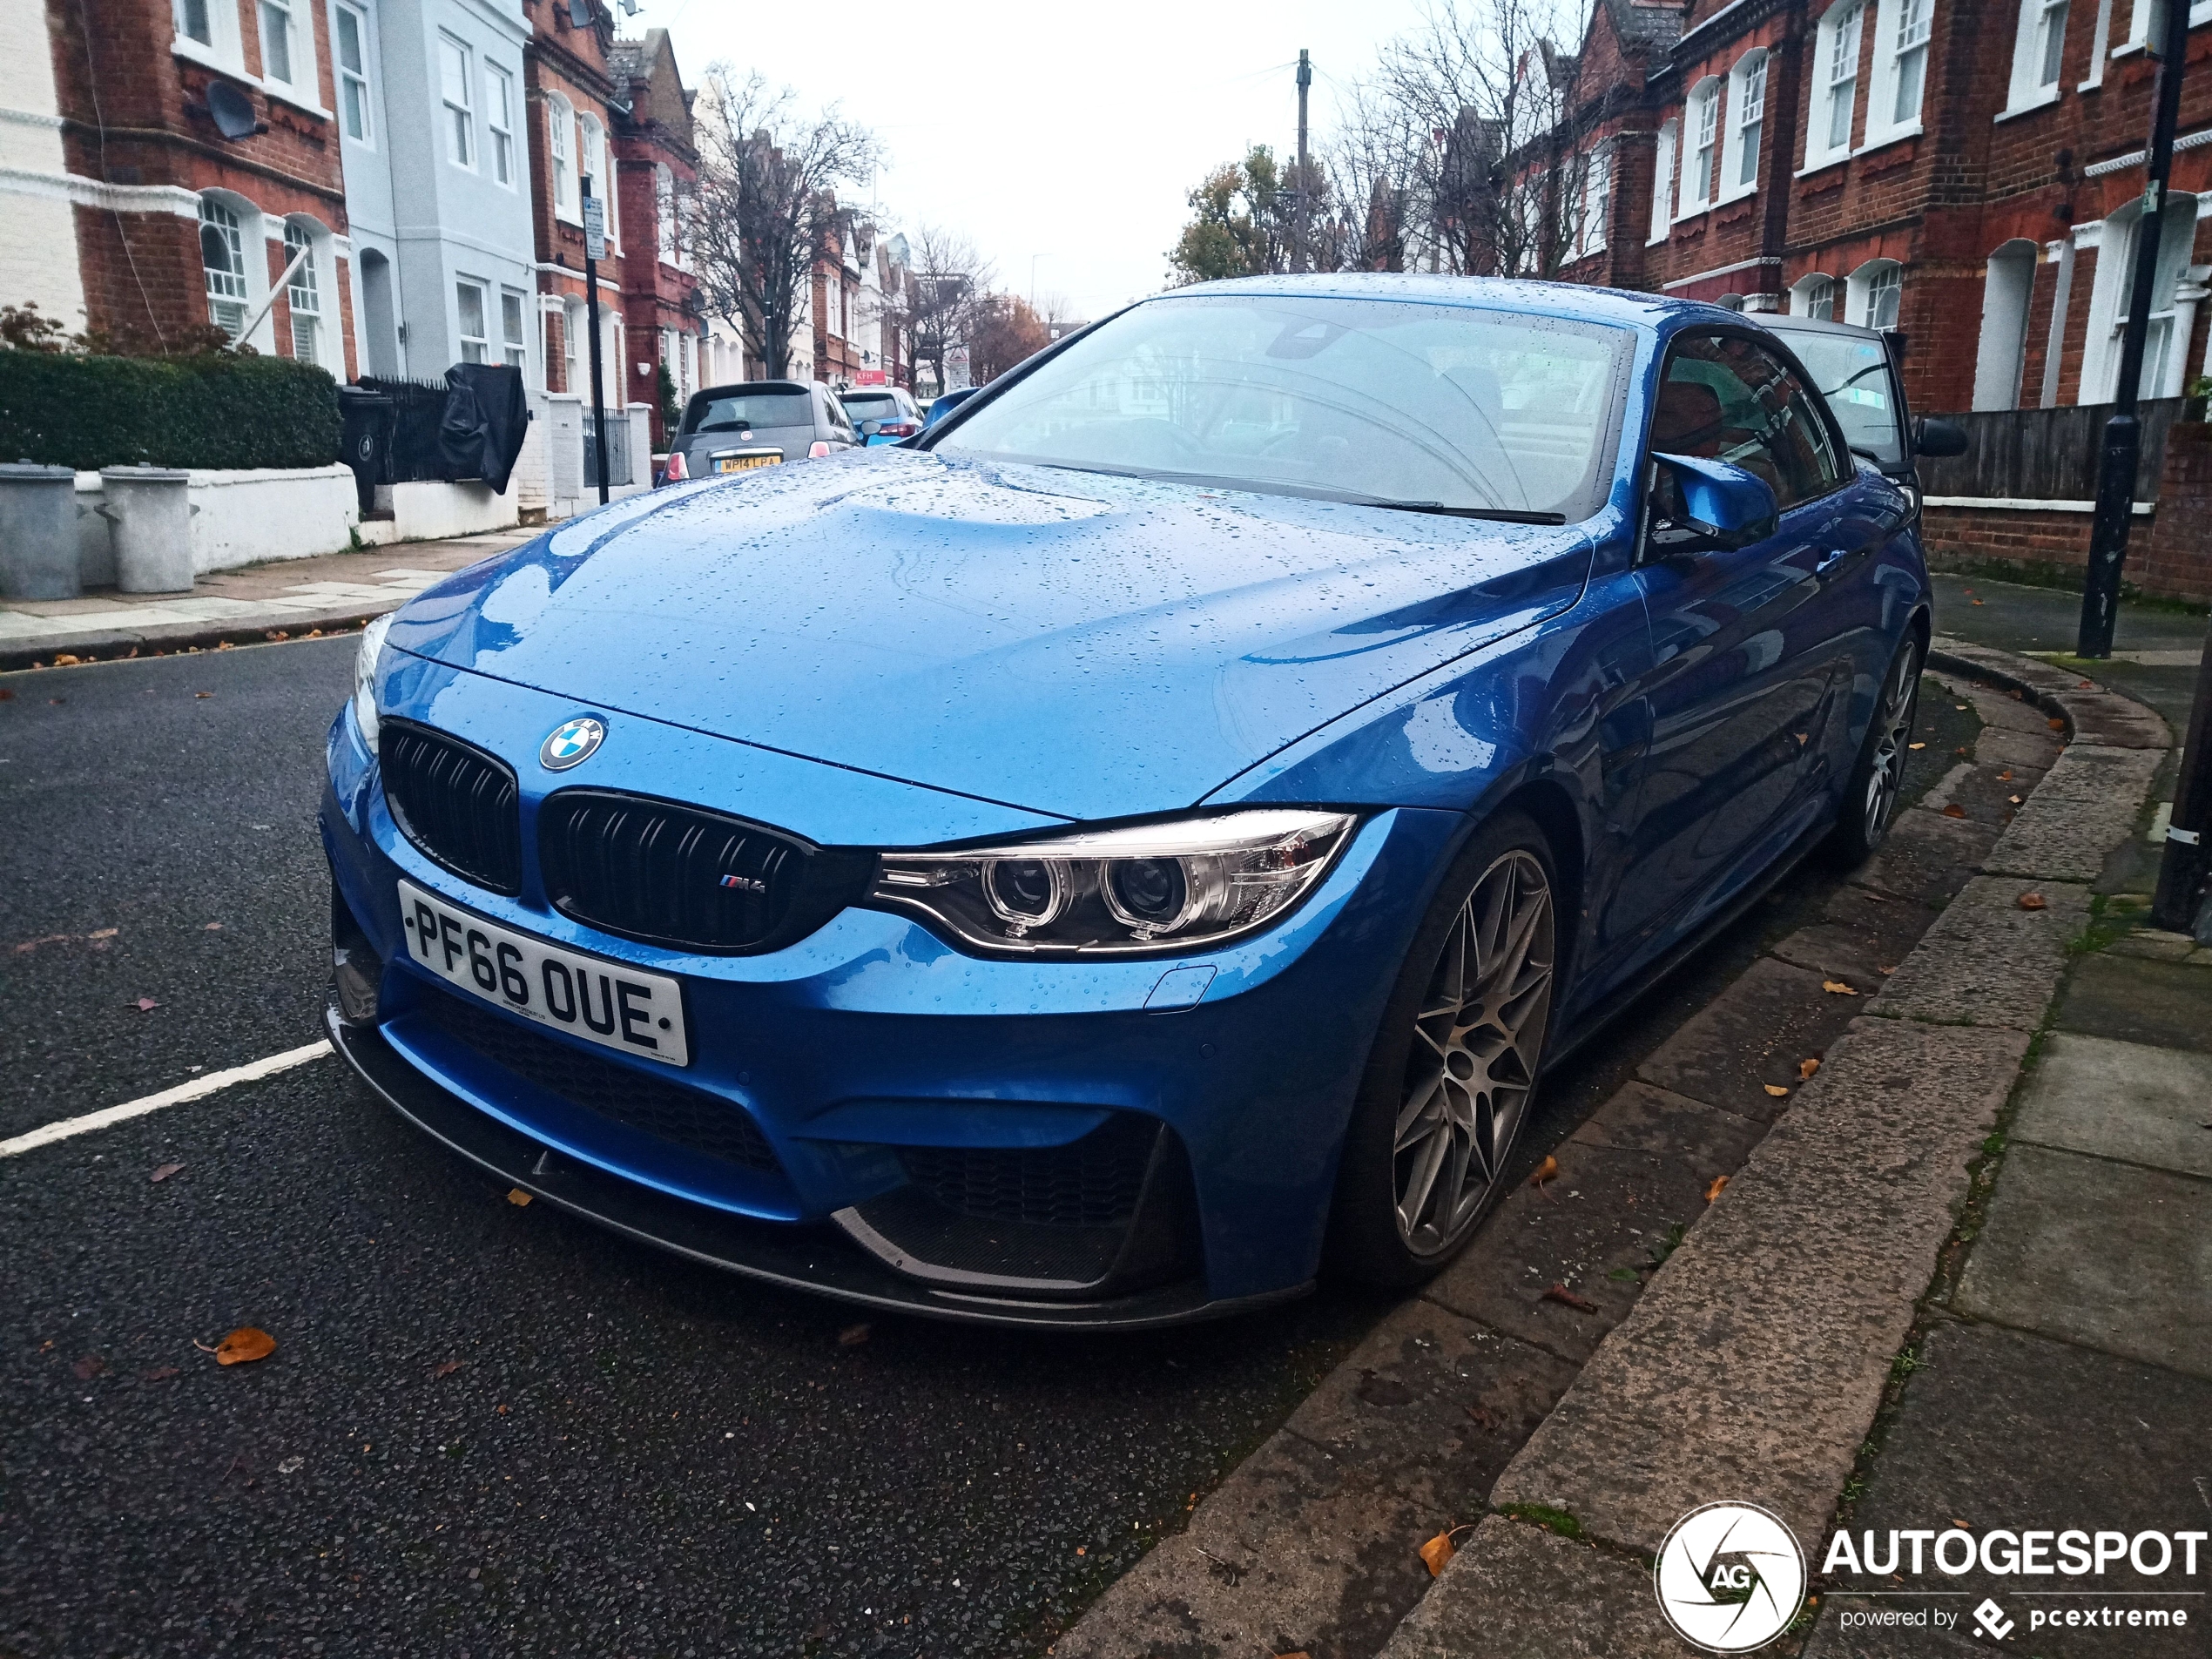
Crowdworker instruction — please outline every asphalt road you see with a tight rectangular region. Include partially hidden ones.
[0,634,1976,1658]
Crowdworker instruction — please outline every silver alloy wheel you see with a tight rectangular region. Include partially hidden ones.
[1393,848,1555,1257]
[1862,645,1920,846]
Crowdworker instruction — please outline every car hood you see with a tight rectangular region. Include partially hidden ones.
[389,449,1592,822]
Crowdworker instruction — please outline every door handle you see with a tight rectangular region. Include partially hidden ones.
[1815,548,1849,577]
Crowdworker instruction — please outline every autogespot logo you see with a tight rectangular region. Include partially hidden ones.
[540,716,606,771]
[1655,1501,1809,1653]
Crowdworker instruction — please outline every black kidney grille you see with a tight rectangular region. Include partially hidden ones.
[898,1113,1163,1231]
[539,790,869,954]
[381,719,523,895]
[421,988,779,1175]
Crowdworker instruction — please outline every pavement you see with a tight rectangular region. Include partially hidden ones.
[0,532,536,672]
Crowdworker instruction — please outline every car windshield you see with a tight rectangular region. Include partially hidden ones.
[931,293,1629,521]
[685,388,813,434]
[842,394,905,421]
[1772,332,1904,465]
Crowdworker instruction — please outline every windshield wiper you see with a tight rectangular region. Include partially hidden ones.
[1005,459,1568,523]
[1363,500,1568,524]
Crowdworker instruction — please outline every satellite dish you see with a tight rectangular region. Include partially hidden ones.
[206,81,260,140]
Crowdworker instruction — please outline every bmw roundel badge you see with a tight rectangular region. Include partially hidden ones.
[540,716,606,771]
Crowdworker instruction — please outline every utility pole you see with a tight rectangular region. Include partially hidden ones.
[582,175,610,508]
[1293,49,1312,274]
[2078,0,2190,658]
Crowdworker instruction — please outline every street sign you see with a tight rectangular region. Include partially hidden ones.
[946,344,972,392]
[583,195,606,262]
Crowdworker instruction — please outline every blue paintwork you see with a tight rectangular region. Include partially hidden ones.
[1649,453,1779,543]
[323,273,1931,1317]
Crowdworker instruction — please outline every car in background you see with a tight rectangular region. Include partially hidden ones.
[840,387,923,447]
[328,274,1933,1329]
[658,381,860,483]
[1755,314,1966,499]
[922,385,982,430]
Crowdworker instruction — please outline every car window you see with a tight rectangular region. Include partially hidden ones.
[932,293,1630,521]
[1771,331,1905,466]
[1650,333,1844,514]
[683,388,812,434]
[843,394,902,422]
[824,393,857,437]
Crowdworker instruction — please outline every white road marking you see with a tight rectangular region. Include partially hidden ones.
[0,1040,333,1158]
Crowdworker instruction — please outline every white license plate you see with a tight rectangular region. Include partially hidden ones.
[397,880,690,1067]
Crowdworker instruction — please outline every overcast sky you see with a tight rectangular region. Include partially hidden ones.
[624,0,1434,320]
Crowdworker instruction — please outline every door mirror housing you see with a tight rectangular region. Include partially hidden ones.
[861,418,882,437]
[1649,452,1780,552]
[1913,415,1967,459]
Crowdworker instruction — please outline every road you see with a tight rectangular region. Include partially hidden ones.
[0,631,1978,1657]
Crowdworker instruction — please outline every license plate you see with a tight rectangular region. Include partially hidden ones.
[397,880,690,1067]
[718,454,780,473]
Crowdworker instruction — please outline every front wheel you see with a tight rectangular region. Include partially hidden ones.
[1325,812,1558,1286]
[1829,631,1924,867]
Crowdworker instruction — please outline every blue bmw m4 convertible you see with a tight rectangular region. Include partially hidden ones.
[322,275,1928,1328]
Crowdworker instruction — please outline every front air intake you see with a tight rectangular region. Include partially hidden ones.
[380,718,523,895]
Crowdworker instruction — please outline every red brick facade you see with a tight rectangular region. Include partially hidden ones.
[523,0,625,401]
[45,0,355,374]
[608,29,700,446]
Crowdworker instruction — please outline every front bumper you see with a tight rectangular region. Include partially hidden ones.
[323,701,1463,1325]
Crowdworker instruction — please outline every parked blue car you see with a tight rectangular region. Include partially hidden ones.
[322,274,1928,1328]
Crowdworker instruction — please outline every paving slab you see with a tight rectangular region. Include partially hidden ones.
[2061,691,2174,750]
[1803,1320,2212,1659]
[1634,955,1871,1122]
[1951,1144,2212,1379]
[1379,1516,1700,1659]
[1966,725,2066,773]
[1852,808,1999,907]
[2052,953,2212,1053]
[1777,893,1942,988]
[1982,745,2162,882]
[1865,876,2089,1031]
[2012,1033,2212,1178]
[1491,1017,2029,1554]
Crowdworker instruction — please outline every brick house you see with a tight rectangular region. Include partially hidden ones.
[811,206,861,390]
[522,0,627,406]
[607,26,700,445]
[23,0,356,372]
[1541,0,2212,418]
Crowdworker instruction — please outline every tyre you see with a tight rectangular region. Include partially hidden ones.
[1828,629,1924,868]
[1325,809,1560,1286]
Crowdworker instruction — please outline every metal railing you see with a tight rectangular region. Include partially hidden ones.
[583,412,633,488]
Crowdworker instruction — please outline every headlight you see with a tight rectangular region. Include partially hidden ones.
[868,809,1357,957]
[352,612,394,753]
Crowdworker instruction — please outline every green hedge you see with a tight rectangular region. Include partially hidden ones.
[0,350,341,471]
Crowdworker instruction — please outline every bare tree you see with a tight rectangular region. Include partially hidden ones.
[1320,78,1432,272]
[887,224,994,395]
[1374,0,1595,280]
[692,69,881,379]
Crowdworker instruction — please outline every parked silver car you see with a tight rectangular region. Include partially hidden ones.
[660,381,859,483]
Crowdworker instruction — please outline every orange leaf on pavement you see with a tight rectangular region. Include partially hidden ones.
[150,1163,184,1183]
[1822,980,1859,995]
[1419,1532,1456,1576]
[1527,1155,1559,1188]
[1542,1283,1598,1313]
[1764,1084,1791,1098]
[1798,1057,1822,1080]
[1705,1175,1730,1203]
[214,1327,275,1366]
[838,1323,871,1347]
[505,1188,532,1206]
[2018,893,2047,910]
[1941,804,1967,819]
[431,1359,462,1379]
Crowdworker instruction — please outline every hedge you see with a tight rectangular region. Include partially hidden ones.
[0,350,341,471]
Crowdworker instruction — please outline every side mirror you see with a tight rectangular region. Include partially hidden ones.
[861,418,882,437]
[1914,416,1967,459]
[1649,452,1779,550]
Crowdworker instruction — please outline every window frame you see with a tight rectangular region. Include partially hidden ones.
[334,1,372,145]
[1806,2,1864,168]
[439,32,475,169]
[1578,146,1612,258]
[2006,0,2071,112]
[1650,119,1680,242]
[485,61,516,186]
[283,219,323,365]
[549,93,580,223]
[580,113,615,248]
[1865,0,1933,145]
[1723,49,1768,198]
[255,0,322,110]
[1683,78,1722,213]
[199,195,253,342]
[499,287,529,371]
[456,277,490,365]
[1847,258,1905,329]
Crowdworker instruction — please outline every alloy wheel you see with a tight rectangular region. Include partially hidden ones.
[1862,646,1920,847]
[1393,848,1554,1257]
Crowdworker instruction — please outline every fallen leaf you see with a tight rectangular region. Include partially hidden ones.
[1764,1083,1791,1098]
[306,629,323,638]
[1799,1056,1822,1081]
[1705,1174,1731,1203]
[216,640,233,650]
[150,1163,184,1183]
[1879,964,1897,974]
[134,996,159,1012]
[1998,770,2013,782]
[141,1366,179,1383]
[2048,718,2066,732]
[1972,599,1985,606]
[1542,1283,1598,1313]
[431,1359,462,1379]
[1955,745,1969,756]
[1277,1651,1313,1659]
[53,653,81,667]
[837,1323,871,1347]
[2018,893,2047,911]
[1823,980,1860,995]
[0,688,10,700]
[1954,704,1969,711]
[2079,680,2093,690]
[203,921,221,931]
[2008,794,2023,805]
[1464,1402,1501,1430]
[1908,741,1925,750]
[1075,1546,1086,1556]
[1527,1155,1559,1188]
[88,927,117,940]
[1941,804,1967,819]
[277,1455,305,1474]
[193,691,213,698]
[505,1188,532,1206]
[266,630,289,642]
[213,1327,276,1366]
[1953,1518,1972,1531]
[73,1354,106,1380]
[1420,1532,1456,1576]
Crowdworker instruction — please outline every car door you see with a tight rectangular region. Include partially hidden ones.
[1613,329,1865,946]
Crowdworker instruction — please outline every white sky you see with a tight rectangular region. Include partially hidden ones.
[625,0,1434,321]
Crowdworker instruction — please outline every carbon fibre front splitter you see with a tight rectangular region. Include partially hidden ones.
[324,998,1311,1332]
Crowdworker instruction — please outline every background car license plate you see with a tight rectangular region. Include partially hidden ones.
[718,454,780,472]
[397,880,690,1067]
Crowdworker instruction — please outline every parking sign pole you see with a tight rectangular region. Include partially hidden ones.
[2078,0,2190,658]
[583,177,610,508]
